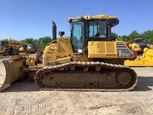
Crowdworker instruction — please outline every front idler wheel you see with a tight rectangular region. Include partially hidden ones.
[115,69,132,88]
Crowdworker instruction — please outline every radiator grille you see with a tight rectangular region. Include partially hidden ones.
[97,42,115,54]
[106,42,115,53]
[97,43,105,53]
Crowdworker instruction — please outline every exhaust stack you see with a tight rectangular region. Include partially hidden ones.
[52,21,57,40]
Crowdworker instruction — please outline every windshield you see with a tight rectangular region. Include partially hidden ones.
[22,44,27,49]
[135,39,143,43]
[71,21,84,51]
[0,41,2,46]
[27,44,33,47]
[88,20,107,38]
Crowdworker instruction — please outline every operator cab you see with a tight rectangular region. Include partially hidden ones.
[68,14,119,53]
[0,41,5,46]
[131,38,148,51]
[27,44,33,48]
[21,44,27,49]
[0,41,2,46]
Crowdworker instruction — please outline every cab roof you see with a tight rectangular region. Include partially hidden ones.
[68,14,119,27]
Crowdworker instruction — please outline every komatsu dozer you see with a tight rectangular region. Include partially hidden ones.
[0,14,138,92]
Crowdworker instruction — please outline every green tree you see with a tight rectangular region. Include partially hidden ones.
[121,35,130,41]
[141,30,153,43]
[128,30,141,40]
[20,38,36,45]
[37,36,52,50]
[111,32,119,40]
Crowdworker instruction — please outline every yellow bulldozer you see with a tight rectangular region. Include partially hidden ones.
[124,38,153,67]
[19,43,37,54]
[0,37,21,56]
[0,14,138,92]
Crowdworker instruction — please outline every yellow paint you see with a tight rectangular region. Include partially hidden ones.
[124,48,153,66]
[129,43,141,51]
[43,36,73,66]
[68,14,117,22]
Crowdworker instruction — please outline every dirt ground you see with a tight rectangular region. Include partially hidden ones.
[0,67,153,115]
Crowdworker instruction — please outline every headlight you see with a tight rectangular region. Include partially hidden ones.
[51,46,56,50]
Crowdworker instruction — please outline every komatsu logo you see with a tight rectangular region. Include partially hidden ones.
[118,52,131,57]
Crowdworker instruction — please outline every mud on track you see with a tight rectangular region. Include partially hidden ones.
[0,67,153,115]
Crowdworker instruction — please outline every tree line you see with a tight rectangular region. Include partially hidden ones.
[111,30,153,43]
[19,36,52,50]
[19,30,153,50]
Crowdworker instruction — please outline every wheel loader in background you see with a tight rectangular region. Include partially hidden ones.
[124,38,153,67]
[0,37,21,56]
[19,43,37,54]
[0,14,138,92]
[26,44,37,53]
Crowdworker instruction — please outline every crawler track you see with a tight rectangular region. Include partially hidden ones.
[34,61,138,92]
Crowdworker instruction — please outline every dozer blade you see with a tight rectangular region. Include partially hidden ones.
[124,59,153,67]
[0,56,27,91]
